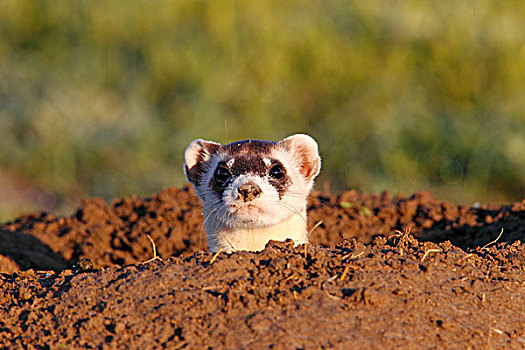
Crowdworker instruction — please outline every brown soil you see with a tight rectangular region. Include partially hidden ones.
[1,187,524,349]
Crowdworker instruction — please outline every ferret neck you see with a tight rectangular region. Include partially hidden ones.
[207,211,307,252]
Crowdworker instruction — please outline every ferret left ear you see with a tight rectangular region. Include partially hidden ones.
[184,139,221,185]
[280,134,321,181]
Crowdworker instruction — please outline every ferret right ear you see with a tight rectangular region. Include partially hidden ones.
[184,139,221,185]
[280,134,321,182]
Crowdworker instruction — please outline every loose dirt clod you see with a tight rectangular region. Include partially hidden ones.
[74,257,94,272]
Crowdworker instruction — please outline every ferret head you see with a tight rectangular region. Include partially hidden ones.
[184,134,321,232]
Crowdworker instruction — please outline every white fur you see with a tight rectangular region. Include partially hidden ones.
[209,213,307,252]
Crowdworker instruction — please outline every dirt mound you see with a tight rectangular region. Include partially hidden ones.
[0,188,524,348]
[1,237,524,349]
[1,187,524,271]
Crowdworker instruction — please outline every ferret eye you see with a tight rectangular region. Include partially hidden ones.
[214,166,230,183]
[269,165,284,180]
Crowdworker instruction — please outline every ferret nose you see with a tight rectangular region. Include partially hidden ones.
[237,183,262,202]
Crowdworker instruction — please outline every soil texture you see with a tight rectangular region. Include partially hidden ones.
[1,187,524,349]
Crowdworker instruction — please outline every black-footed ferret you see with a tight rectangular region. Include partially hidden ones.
[184,134,321,252]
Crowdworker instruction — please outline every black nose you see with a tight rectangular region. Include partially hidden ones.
[237,183,262,202]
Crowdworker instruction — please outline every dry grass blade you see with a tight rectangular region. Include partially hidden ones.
[304,243,307,259]
[341,251,365,261]
[321,274,341,300]
[308,220,323,236]
[142,234,162,264]
[421,249,441,262]
[340,265,351,281]
[209,249,223,265]
[481,228,504,250]
[302,221,323,259]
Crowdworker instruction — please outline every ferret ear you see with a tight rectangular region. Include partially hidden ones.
[279,134,321,181]
[184,139,221,185]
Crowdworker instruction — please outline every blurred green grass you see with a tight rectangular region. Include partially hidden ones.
[1,0,524,222]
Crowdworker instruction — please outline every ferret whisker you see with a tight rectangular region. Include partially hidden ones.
[201,205,225,246]
[283,192,340,209]
[201,199,219,206]
[224,236,236,252]
[202,196,222,204]
[274,202,307,224]
[217,210,231,228]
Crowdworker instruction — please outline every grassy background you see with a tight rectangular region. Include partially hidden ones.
[1,0,525,221]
